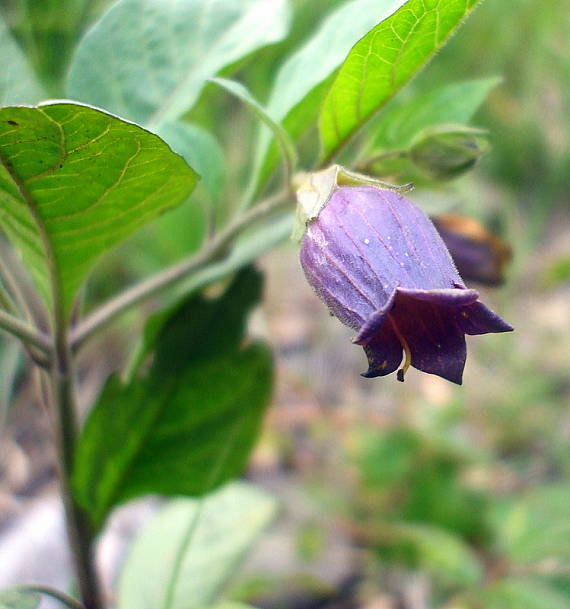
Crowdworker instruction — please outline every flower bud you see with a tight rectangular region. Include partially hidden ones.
[409,125,489,180]
[300,186,512,384]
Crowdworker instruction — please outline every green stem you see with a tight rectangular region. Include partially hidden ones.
[20,585,86,609]
[70,188,290,351]
[0,309,53,357]
[49,329,104,609]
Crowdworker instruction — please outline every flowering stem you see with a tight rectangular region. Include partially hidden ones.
[70,188,290,351]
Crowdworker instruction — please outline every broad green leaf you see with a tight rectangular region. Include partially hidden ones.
[73,268,273,528]
[252,0,408,191]
[66,0,291,127]
[0,588,40,609]
[490,485,570,566]
[210,77,297,176]
[0,103,198,318]
[379,523,482,586]
[319,0,481,162]
[117,482,277,609]
[137,265,263,375]
[0,16,45,105]
[481,578,570,609]
[156,122,225,202]
[371,77,501,149]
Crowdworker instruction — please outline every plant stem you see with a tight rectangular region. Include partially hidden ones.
[70,188,290,351]
[21,584,86,609]
[49,330,104,609]
[0,309,53,357]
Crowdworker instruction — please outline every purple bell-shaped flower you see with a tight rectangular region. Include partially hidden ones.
[300,186,513,385]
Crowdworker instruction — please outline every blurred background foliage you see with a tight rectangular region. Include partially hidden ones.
[0,0,568,608]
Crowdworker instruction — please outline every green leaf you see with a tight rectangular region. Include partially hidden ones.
[156,122,225,202]
[209,77,297,178]
[0,102,198,319]
[319,0,481,162]
[379,523,482,587]
[482,578,570,609]
[73,268,273,528]
[371,77,501,149]
[66,0,291,127]
[117,482,278,609]
[252,0,408,190]
[0,588,40,609]
[0,16,45,105]
[490,484,570,567]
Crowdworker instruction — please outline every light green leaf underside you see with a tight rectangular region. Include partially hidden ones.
[210,77,297,174]
[156,121,225,202]
[252,0,408,190]
[0,103,198,317]
[0,16,45,106]
[319,0,480,161]
[117,482,278,609]
[66,0,291,127]
[372,76,501,149]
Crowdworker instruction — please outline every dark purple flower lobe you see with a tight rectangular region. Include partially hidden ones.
[300,186,513,385]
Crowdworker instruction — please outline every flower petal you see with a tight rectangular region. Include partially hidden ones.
[396,287,479,306]
[391,290,467,384]
[353,290,397,345]
[360,322,403,378]
[456,301,514,335]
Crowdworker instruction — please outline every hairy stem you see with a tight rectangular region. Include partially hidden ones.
[49,330,104,609]
[0,309,53,358]
[71,188,290,351]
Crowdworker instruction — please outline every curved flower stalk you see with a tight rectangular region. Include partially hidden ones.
[300,186,513,385]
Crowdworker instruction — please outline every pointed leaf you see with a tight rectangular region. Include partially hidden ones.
[252,0,408,190]
[319,0,481,162]
[66,0,291,127]
[0,16,44,105]
[0,103,198,318]
[73,268,273,529]
[117,482,278,609]
[372,76,501,149]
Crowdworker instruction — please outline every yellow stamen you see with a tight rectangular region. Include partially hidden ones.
[389,315,411,382]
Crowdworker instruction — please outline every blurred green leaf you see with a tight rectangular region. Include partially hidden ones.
[378,523,482,587]
[371,77,500,149]
[0,588,39,609]
[252,0,408,190]
[117,482,278,609]
[66,0,291,127]
[319,0,480,162]
[0,103,198,319]
[0,0,91,91]
[490,485,570,567]
[73,268,273,528]
[210,77,297,177]
[156,122,225,202]
[0,15,44,105]
[481,578,570,609]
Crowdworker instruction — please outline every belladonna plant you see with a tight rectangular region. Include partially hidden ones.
[299,184,513,385]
